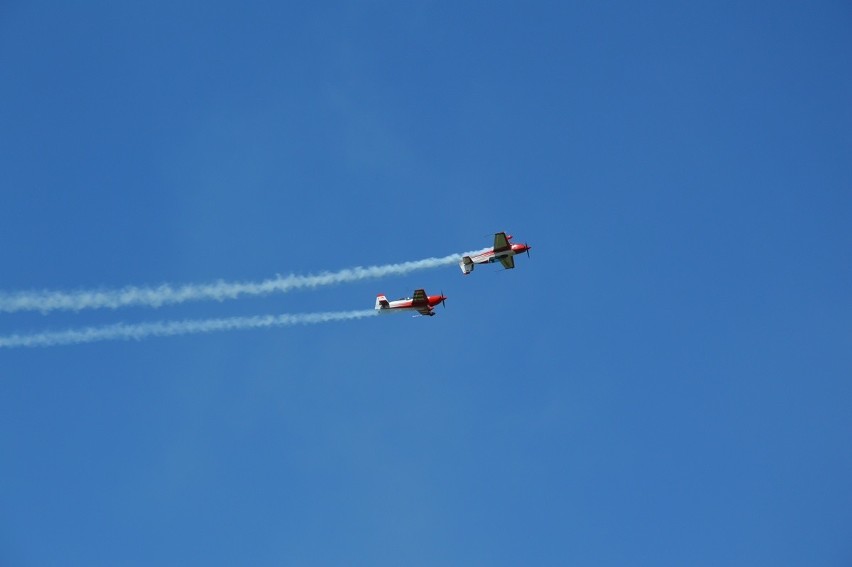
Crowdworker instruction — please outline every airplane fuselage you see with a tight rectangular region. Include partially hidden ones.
[468,243,529,265]
[460,234,531,274]
[377,304,436,316]
[375,291,446,316]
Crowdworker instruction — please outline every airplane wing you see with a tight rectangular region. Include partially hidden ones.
[411,289,428,305]
[500,255,515,269]
[416,305,433,316]
[493,232,511,252]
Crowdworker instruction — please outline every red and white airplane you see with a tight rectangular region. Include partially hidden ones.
[375,289,447,317]
[459,232,531,275]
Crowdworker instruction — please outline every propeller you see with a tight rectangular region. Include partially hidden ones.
[526,243,531,258]
[441,290,447,308]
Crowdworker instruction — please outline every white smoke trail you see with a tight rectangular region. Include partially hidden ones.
[0,251,476,314]
[0,309,377,349]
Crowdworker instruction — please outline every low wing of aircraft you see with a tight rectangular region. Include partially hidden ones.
[493,231,511,253]
[459,232,530,274]
[410,288,433,316]
[375,289,447,316]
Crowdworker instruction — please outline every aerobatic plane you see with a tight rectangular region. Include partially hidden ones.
[375,289,447,317]
[459,232,531,275]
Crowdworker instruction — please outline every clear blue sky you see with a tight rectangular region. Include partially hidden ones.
[1,2,850,565]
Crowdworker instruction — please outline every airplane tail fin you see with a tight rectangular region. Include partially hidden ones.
[459,256,474,275]
[375,294,390,310]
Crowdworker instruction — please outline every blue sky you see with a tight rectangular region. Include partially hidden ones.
[1,1,850,565]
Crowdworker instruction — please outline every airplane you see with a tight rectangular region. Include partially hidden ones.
[375,289,447,317]
[459,232,531,275]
